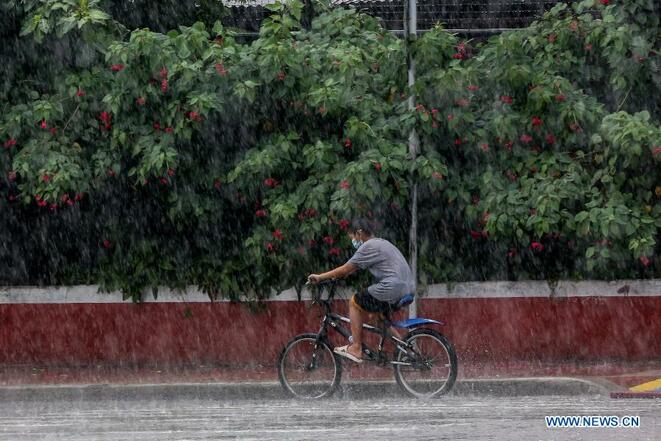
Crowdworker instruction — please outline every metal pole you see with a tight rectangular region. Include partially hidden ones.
[406,0,419,319]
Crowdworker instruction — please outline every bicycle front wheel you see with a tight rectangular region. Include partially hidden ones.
[394,328,458,398]
[277,333,342,399]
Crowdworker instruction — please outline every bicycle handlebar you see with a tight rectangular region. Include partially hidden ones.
[305,278,340,306]
[305,278,338,287]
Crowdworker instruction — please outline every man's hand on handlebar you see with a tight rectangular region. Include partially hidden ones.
[307,274,322,284]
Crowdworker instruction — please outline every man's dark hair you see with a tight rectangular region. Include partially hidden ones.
[350,218,380,236]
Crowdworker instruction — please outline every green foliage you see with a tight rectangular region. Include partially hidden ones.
[0,0,658,299]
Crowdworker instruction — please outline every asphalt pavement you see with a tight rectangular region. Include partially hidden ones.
[0,395,658,440]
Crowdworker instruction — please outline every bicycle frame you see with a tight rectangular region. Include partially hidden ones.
[310,281,418,366]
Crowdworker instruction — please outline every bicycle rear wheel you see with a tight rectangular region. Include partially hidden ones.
[394,328,458,398]
[277,333,342,399]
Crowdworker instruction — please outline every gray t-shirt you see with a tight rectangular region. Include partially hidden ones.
[347,238,415,303]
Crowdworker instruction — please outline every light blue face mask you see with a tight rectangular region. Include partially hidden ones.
[352,239,363,249]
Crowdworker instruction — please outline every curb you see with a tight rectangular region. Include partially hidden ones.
[0,377,610,401]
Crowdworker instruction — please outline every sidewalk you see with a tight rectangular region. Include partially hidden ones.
[1,360,659,400]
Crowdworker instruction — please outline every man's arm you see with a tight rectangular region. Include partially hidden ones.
[317,262,358,281]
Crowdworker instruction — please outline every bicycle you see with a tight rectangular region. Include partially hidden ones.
[277,279,458,399]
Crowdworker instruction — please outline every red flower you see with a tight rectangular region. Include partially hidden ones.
[188,111,203,122]
[308,239,317,248]
[165,127,173,134]
[74,193,83,201]
[471,195,480,205]
[60,194,69,203]
[214,179,222,189]
[569,21,578,31]
[431,108,439,116]
[214,63,228,76]
[329,247,341,256]
[50,127,57,135]
[639,256,650,267]
[318,106,326,115]
[344,138,352,148]
[569,123,583,133]
[532,116,543,127]
[323,236,334,245]
[454,138,462,146]
[161,79,168,93]
[340,180,349,189]
[99,111,112,125]
[42,174,51,183]
[153,122,161,131]
[374,162,382,171]
[506,170,518,182]
[547,33,557,43]
[652,146,661,156]
[507,249,517,258]
[469,230,482,239]
[455,99,470,107]
[37,199,47,207]
[265,242,274,252]
[554,94,566,102]
[500,95,513,104]
[40,119,47,129]
[339,219,350,230]
[600,0,609,5]
[530,242,544,252]
[545,134,556,145]
[503,141,513,151]
[167,168,175,177]
[277,71,286,81]
[480,143,489,152]
[8,195,16,202]
[272,229,284,241]
[520,134,533,144]
[432,122,438,129]
[432,172,444,180]
[159,177,168,185]
[467,85,480,91]
[76,89,85,97]
[584,43,593,51]
[110,64,125,72]
[255,209,267,218]
[102,239,111,249]
[136,97,146,106]
[7,171,16,181]
[452,53,464,60]
[160,67,168,78]
[4,138,17,148]
[49,203,58,211]
[305,208,317,218]
[264,177,278,188]
[66,199,74,207]
[447,114,454,121]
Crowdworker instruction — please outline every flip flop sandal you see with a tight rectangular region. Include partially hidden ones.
[333,345,363,364]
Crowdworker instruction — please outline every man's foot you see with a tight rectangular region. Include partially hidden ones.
[333,345,363,363]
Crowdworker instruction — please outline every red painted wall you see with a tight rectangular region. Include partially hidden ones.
[0,296,659,367]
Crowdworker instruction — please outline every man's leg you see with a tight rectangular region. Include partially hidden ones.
[348,298,364,359]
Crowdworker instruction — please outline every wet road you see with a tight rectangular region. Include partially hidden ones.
[0,395,659,440]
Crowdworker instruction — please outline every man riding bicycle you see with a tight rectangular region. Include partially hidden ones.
[307,218,415,363]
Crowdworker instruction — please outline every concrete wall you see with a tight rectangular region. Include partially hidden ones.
[1,280,659,367]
